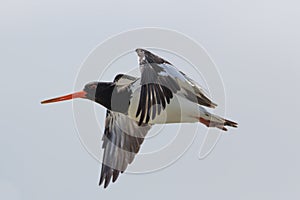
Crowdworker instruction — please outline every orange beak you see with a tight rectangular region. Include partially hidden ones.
[41,91,87,104]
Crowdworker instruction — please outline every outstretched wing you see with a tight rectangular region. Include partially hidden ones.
[99,110,151,188]
[135,48,217,125]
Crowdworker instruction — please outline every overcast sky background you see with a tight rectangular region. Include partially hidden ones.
[1,0,300,199]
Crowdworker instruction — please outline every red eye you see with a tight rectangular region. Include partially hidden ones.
[90,85,97,89]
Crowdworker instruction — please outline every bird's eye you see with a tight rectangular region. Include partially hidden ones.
[86,84,97,90]
[90,85,97,89]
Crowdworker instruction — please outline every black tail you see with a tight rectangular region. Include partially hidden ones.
[199,113,238,131]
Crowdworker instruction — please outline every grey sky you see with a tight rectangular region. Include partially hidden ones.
[0,0,299,199]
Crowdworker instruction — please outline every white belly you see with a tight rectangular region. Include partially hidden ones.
[127,89,201,124]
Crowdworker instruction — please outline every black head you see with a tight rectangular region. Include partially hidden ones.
[83,81,115,103]
[41,81,115,107]
[83,82,98,100]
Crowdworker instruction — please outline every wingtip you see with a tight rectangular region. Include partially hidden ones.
[99,177,104,187]
[99,177,109,189]
[104,177,111,188]
[104,182,109,189]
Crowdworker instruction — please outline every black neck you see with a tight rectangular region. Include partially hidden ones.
[93,82,114,110]
[95,82,131,114]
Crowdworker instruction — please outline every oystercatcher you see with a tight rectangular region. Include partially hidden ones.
[41,48,238,188]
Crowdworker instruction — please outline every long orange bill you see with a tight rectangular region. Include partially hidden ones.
[41,91,87,104]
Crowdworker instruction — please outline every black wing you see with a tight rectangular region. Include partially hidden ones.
[113,73,138,85]
[135,48,217,125]
[99,110,151,188]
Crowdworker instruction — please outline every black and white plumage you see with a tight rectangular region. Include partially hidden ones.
[41,48,238,189]
[99,110,151,188]
[135,48,217,125]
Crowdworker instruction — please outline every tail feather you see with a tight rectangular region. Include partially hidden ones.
[199,111,238,131]
[224,119,238,128]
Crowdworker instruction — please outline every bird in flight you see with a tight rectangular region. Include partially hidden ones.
[41,48,238,188]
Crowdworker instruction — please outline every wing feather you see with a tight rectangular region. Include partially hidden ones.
[135,48,217,125]
[99,110,151,188]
